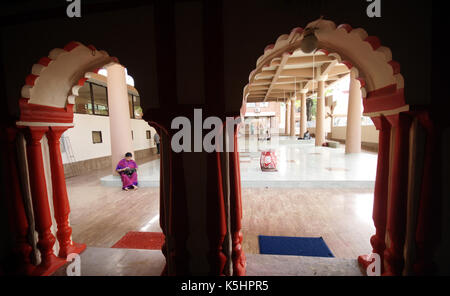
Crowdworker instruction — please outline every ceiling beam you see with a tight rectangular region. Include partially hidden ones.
[255,70,276,79]
[264,53,290,101]
[280,68,314,78]
[251,79,272,85]
[271,84,302,92]
[286,55,334,65]
[327,64,350,77]
[249,85,269,91]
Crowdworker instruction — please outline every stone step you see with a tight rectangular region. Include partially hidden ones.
[246,253,363,276]
[53,247,363,276]
[52,247,165,276]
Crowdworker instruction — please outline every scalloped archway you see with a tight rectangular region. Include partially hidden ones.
[11,41,137,276]
[18,41,118,125]
[240,19,437,277]
[242,18,406,117]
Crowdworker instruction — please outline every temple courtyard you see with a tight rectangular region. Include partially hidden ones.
[68,136,376,266]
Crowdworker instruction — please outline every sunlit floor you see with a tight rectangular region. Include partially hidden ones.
[101,136,378,188]
[241,187,374,259]
[67,136,376,259]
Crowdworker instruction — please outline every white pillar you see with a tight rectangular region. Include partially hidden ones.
[345,71,362,153]
[300,91,307,137]
[106,63,134,174]
[290,97,296,137]
[315,80,326,146]
[285,100,290,135]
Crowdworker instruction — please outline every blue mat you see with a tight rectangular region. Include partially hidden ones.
[258,235,334,257]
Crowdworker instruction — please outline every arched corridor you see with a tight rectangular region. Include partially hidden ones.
[1,0,446,281]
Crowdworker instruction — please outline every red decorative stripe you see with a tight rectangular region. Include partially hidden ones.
[77,78,89,86]
[63,41,80,52]
[364,36,381,50]
[25,74,39,86]
[87,45,97,52]
[92,68,102,73]
[388,60,401,75]
[337,24,353,33]
[356,78,366,88]
[367,84,397,97]
[111,56,120,63]
[264,44,275,52]
[291,27,304,35]
[363,88,405,114]
[19,98,74,123]
[317,49,329,56]
[38,57,52,66]
[341,60,353,70]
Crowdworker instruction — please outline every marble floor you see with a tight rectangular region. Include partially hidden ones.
[64,137,376,275]
[67,156,162,248]
[67,165,375,259]
[53,247,362,276]
[240,187,375,259]
[101,136,378,188]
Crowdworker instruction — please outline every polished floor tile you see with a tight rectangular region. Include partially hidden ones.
[68,163,375,260]
[101,136,377,188]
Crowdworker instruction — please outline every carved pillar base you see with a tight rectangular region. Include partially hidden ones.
[358,116,391,274]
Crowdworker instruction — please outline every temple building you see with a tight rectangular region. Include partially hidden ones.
[0,0,446,278]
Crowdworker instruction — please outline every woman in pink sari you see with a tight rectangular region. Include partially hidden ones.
[116,152,138,191]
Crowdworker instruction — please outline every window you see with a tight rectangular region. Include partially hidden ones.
[91,83,109,116]
[74,82,108,116]
[131,130,134,140]
[246,103,256,108]
[146,130,151,139]
[133,96,143,119]
[75,81,141,118]
[74,83,93,114]
[128,93,134,119]
[92,131,102,144]
[129,94,143,119]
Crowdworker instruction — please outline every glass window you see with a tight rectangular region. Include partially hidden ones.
[133,96,143,119]
[146,130,151,139]
[131,130,134,140]
[91,84,108,116]
[74,83,93,114]
[128,93,134,118]
[92,131,102,144]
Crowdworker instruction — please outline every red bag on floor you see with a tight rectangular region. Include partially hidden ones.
[260,150,278,172]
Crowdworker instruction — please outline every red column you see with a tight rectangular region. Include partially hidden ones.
[413,112,435,275]
[207,149,227,276]
[46,126,86,258]
[229,125,246,275]
[383,112,412,276]
[23,126,66,276]
[157,128,190,276]
[4,127,34,274]
[158,128,169,276]
[358,115,391,273]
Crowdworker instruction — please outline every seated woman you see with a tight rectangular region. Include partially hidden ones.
[116,152,138,191]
